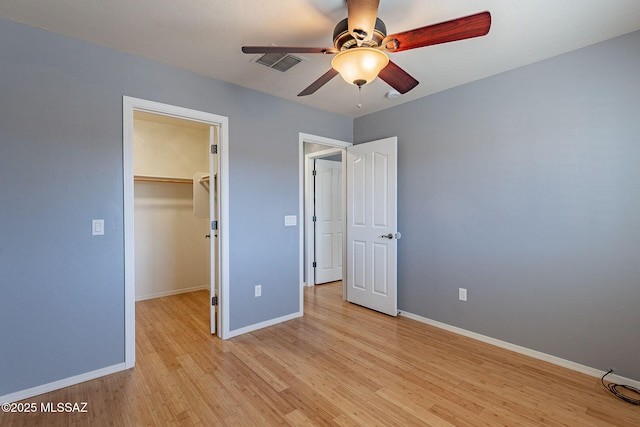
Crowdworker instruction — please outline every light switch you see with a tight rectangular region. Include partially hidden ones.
[284,215,297,227]
[92,219,104,236]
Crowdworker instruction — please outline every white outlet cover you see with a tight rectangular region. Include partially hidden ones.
[92,219,104,236]
[459,288,467,301]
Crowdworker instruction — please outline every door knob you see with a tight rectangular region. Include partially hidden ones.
[205,234,211,239]
[380,232,401,239]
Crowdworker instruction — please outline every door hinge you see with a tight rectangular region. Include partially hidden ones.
[211,144,218,154]
[312,261,317,268]
[211,220,218,230]
[312,215,317,222]
[312,170,317,176]
[212,296,218,306]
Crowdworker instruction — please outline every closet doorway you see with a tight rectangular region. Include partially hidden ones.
[123,97,230,369]
[133,111,214,309]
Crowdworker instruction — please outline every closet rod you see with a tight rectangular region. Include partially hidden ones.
[134,175,193,184]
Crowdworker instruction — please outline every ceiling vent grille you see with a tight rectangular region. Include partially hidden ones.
[254,53,304,72]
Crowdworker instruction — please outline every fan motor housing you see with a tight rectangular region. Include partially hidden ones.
[333,17,387,50]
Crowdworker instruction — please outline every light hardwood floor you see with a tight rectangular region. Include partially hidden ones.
[3,282,639,426]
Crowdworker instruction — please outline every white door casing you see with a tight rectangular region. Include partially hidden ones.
[123,96,231,369]
[346,137,398,317]
[314,159,343,284]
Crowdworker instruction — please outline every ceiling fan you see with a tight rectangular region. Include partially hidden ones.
[242,0,491,97]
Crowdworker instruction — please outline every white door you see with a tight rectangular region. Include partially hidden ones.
[346,137,398,316]
[314,159,343,284]
[209,126,219,334]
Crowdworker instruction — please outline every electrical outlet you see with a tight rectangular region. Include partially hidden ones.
[92,219,104,236]
[255,284,262,297]
[459,288,467,302]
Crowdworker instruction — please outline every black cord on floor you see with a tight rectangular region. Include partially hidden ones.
[601,369,640,405]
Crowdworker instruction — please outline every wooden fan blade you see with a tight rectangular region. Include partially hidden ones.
[347,0,380,44]
[378,60,419,94]
[298,68,340,96]
[382,11,491,53]
[242,46,338,54]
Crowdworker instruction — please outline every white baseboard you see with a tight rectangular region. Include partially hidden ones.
[399,311,640,389]
[135,284,208,301]
[226,311,303,339]
[1,363,127,404]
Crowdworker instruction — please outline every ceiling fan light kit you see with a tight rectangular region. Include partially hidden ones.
[242,0,491,98]
[331,48,389,87]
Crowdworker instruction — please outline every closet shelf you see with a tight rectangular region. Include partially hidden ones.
[134,175,193,184]
[198,174,216,184]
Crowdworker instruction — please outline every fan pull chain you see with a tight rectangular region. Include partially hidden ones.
[357,85,362,109]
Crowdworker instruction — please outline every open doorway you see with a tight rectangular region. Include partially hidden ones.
[305,149,343,286]
[298,134,351,304]
[123,97,230,369]
[132,111,212,303]
[299,133,400,317]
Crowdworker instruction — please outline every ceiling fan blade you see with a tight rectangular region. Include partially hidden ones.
[298,68,340,96]
[378,60,419,94]
[347,0,380,44]
[242,46,338,55]
[382,11,491,52]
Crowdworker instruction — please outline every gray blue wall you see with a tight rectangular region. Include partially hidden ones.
[0,18,352,396]
[355,31,640,381]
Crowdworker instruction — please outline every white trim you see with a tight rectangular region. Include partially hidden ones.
[225,311,303,339]
[0,363,126,403]
[299,133,352,148]
[135,285,208,302]
[123,96,231,370]
[218,118,231,341]
[123,98,135,368]
[298,133,352,312]
[400,311,640,390]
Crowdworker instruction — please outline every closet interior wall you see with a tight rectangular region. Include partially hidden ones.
[133,112,211,301]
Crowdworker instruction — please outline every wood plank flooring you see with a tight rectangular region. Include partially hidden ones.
[2,282,639,426]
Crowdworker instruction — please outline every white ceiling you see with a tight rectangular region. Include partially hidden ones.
[2,0,640,118]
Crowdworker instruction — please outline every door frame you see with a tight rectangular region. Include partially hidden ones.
[298,133,351,306]
[123,96,231,368]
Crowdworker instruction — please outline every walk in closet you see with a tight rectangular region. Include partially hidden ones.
[133,111,212,301]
